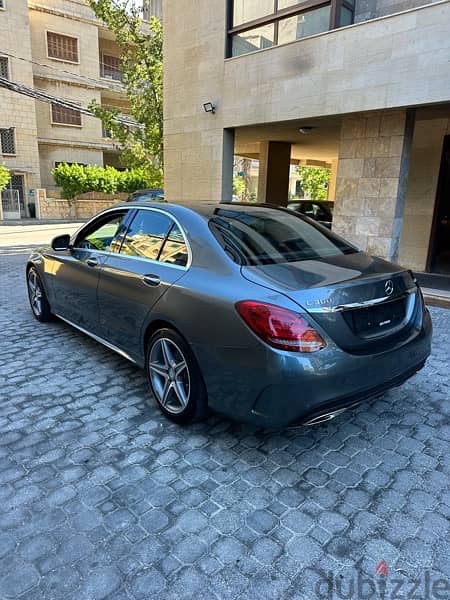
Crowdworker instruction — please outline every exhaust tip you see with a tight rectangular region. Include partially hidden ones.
[300,406,350,427]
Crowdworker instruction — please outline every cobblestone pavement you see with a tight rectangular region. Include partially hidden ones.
[1,247,450,600]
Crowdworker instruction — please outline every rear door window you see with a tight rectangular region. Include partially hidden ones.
[120,210,172,260]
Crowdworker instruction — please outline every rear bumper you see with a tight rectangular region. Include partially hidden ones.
[287,358,426,427]
[193,308,432,428]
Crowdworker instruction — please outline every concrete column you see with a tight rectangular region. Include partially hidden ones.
[257,141,291,206]
[333,109,415,262]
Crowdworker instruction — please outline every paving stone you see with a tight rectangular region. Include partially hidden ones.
[0,533,15,559]
[128,567,165,598]
[252,537,283,565]
[246,509,278,534]
[176,509,208,533]
[173,535,208,564]
[79,566,122,600]
[286,536,323,564]
[0,562,40,598]
[18,534,54,561]
[212,537,247,564]
[140,508,170,533]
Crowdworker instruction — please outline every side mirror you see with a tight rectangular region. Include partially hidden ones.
[51,234,71,251]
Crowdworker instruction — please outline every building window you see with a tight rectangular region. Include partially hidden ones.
[228,0,354,57]
[47,32,79,63]
[100,54,123,81]
[0,0,5,9]
[51,104,82,127]
[0,128,16,155]
[102,125,113,138]
[0,56,9,79]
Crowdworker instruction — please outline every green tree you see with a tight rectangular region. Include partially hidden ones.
[297,166,330,201]
[87,0,163,180]
[0,164,10,192]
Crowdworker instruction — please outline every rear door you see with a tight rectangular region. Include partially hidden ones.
[97,208,190,357]
[49,209,130,332]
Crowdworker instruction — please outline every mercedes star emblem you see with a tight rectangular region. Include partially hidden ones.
[385,280,394,296]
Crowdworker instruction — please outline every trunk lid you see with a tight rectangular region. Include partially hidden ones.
[241,252,419,354]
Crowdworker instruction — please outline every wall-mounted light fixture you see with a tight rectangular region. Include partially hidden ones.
[299,126,316,135]
[203,102,216,115]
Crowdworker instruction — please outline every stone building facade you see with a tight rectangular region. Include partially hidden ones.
[163,0,450,276]
[0,0,41,217]
[0,0,129,217]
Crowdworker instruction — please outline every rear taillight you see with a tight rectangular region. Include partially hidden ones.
[236,300,326,353]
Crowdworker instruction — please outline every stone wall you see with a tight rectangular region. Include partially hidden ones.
[38,192,128,220]
[332,110,411,261]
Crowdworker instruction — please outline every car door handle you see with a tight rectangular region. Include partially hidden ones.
[142,274,161,287]
[86,257,99,267]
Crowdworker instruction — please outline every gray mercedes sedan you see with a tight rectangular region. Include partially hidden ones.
[26,202,432,428]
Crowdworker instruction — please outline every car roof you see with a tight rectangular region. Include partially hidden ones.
[113,200,294,219]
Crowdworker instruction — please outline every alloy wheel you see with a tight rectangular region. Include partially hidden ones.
[28,270,43,317]
[148,338,191,414]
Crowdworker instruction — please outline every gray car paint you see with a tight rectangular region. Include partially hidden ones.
[27,201,432,428]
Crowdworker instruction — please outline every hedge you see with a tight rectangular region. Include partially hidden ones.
[52,163,162,199]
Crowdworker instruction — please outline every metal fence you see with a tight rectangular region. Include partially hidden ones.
[1,189,21,220]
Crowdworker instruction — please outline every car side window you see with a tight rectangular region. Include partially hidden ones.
[159,224,189,267]
[75,212,128,252]
[120,210,172,261]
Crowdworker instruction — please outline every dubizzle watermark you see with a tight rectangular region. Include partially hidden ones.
[315,560,450,599]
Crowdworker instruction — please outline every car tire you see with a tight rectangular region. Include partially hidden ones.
[146,328,208,424]
[27,267,53,323]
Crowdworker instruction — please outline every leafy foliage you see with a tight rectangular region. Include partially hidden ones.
[297,166,330,201]
[0,164,10,192]
[233,175,246,199]
[87,0,163,177]
[52,163,159,199]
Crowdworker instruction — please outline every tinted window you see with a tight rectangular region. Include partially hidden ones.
[233,0,274,26]
[75,212,127,252]
[120,210,172,261]
[278,6,331,44]
[232,24,275,56]
[210,207,357,265]
[159,224,189,267]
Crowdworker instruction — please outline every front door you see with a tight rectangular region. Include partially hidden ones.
[10,175,26,218]
[98,208,190,359]
[429,136,450,274]
[48,210,130,332]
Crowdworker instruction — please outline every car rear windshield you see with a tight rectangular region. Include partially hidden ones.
[209,206,358,265]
